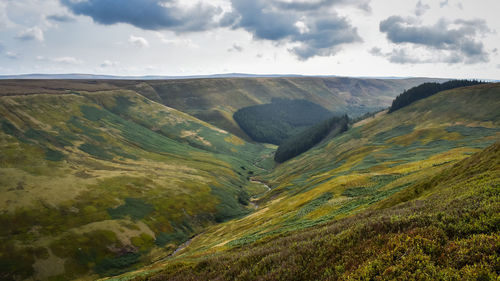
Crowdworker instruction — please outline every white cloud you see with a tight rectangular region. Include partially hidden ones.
[16,26,44,41]
[227,43,243,52]
[53,56,84,64]
[1,0,499,79]
[5,51,19,59]
[0,2,14,29]
[128,35,149,48]
[100,60,119,67]
[154,32,198,48]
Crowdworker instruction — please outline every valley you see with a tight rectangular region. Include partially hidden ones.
[0,78,498,280]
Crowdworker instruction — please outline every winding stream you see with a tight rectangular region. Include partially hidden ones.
[249,178,271,209]
[169,179,271,257]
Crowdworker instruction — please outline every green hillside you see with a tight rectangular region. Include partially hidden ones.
[388,79,485,113]
[0,77,447,141]
[0,79,496,281]
[107,83,500,281]
[128,139,500,281]
[140,77,448,140]
[0,89,273,280]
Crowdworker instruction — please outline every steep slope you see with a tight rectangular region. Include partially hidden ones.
[0,77,447,141]
[143,77,447,139]
[109,83,499,280]
[274,115,349,163]
[128,140,500,281]
[233,99,334,145]
[388,79,485,113]
[0,90,273,280]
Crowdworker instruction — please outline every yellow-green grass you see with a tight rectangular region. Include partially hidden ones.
[109,117,500,281]
[0,82,497,280]
[105,83,500,280]
[0,89,273,280]
[0,77,446,141]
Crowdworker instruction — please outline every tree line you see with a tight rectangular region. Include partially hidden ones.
[274,115,349,163]
[233,98,333,145]
[389,80,486,113]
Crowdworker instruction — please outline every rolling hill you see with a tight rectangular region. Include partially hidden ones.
[126,139,500,281]
[0,89,274,280]
[0,77,447,141]
[105,83,500,281]
[0,79,496,281]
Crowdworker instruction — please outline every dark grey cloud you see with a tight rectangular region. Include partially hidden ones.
[60,0,222,32]
[225,0,362,60]
[370,47,462,64]
[59,0,364,60]
[378,16,490,64]
[47,14,75,23]
[415,1,430,16]
[386,48,425,64]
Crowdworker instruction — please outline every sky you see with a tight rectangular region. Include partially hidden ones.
[0,0,499,79]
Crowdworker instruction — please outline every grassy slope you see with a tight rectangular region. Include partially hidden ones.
[131,139,500,281]
[109,83,500,280]
[0,89,274,280]
[143,77,447,140]
[0,77,447,141]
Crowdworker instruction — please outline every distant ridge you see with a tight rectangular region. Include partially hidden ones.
[0,73,307,80]
[0,73,476,81]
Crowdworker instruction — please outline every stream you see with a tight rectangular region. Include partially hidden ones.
[168,179,271,257]
[167,235,197,258]
[249,178,271,209]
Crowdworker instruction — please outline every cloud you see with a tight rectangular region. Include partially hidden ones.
[60,0,222,32]
[439,0,449,7]
[415,1,430,16]
[0,2,14,29]
[370,47,463,64]
[369,47,383,56]
[129,35,149,48]
[272,0,372,12]
[59,0,364,60]
[154,32,198,48]
[36,55,83,64]
[15,26,44,41]
[227,44,243,52]
[100,60,118,67]
[47,14,75,23]
[224,0,362,60]
[53,56,83,64]
[378,16,491,64]
[5,51,19,60]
